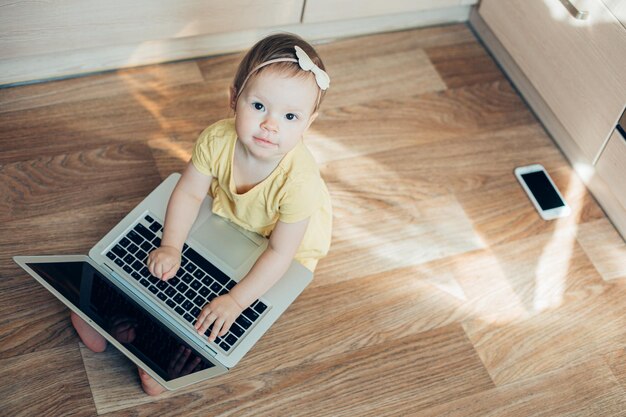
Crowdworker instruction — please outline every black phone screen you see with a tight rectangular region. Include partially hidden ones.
[521,171,565,210]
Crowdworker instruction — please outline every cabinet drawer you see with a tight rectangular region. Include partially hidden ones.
[596,129,626,211]
[479,0,626,163]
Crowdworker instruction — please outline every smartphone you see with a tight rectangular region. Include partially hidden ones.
[514,164,571,220]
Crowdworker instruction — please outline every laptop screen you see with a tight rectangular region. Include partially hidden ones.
[27,261,215,382]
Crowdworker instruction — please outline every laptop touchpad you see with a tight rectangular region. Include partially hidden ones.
[191,216,261,269]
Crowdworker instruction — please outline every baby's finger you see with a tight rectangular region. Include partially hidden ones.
[198,313,217,335]
[210,318,225,341]
[162,263,178,281]
[218,320,232,337]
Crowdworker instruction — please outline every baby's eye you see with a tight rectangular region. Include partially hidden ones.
[285,113,298,121]
[253,102,265,111]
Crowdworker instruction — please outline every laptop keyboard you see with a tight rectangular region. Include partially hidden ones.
[104,214,269,354]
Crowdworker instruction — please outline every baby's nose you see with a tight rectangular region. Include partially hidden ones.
[261,117,278,132]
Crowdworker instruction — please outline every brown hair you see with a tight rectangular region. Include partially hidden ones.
[231,33,327,112]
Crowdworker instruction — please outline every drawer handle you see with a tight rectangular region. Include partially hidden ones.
[557,0,590,20]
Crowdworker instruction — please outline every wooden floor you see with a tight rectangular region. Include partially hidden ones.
[2,23,626,416]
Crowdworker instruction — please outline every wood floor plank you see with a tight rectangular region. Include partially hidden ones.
[93,325,493,416]
[577,219,626,281]
[605,348,626,393]
[309,79,535,165]
[455,165,605,247]
[0,82,229,165]
[424,41,505,88]
[0,60,205,114]
[417,358,626,417]
[0,143,162,223]
[315,194,483,286]
[463,281,626,386]
[0,276,77,359]
[0,344,97,416]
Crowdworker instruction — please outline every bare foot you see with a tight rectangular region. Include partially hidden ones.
[70,311,107,353]
[138,368,167,396]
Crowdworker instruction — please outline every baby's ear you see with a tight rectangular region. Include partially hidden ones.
[229,86,237,110]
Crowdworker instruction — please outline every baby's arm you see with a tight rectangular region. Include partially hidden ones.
[195,217,309,341]
[147,162,212,280]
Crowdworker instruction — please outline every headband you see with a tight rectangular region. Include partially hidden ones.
[235,45,330,104]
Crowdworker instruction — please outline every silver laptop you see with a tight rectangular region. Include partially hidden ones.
[13,173,312,390]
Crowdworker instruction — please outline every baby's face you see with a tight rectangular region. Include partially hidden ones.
[234,69,319,162]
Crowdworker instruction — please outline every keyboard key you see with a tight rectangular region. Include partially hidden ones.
[169,277,180,286]
[140,241,153,252]
[123,265,133,274]
[183,243,189,252]
[114,258,124,267]
[152,236,161,247]
[199,287,210,297]
[193,295,206,307]
[166,299,176,309]
[225,334,238,345]
[123,254,135,264]
[174,294,185,304]
[175,306,185,316]
[127,230,143,245]
[182,300,194,311]
[145,215,154,223]
[219,341,231,351]
[106,251,116,261]
[242,308,259,322]
[226,281,236,290]
[165,287,176,297]
[134,223,156,242]
[119,237,131,247]
[253,301,268,314]
[201,276,214,286]
[136,249,147,261]
[184,263,196,273]
[127,243,139,254]
[132,260,144,271]
[157,292,167,301]
[230,323,244,337]
[112,245,126,258]
[236,315,252,329]
[140,279,150,287]
[156,280,168,290]
[183,313,195,323]
[190,280,201,290]
[193,270,204,279]
[140,267,151,278]
[148,285,159,294]
[131,271,141,280]
[218,288,228,295]
[182,273,194,284]
[185,288,198,300]
[148,276,159,284]
[149,222,161,233]
[210,282,222,293]
[191,306,201,317]
[185,247,231,285]
[181,257,189,267]
[176,282,189,293]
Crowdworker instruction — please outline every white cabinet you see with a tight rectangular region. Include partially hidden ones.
[471,0,626,239]
[478,0,626,164]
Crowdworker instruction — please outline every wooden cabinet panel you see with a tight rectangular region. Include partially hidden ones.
[479,0,626,163]
[0,0,304,59]
[303,0,476,23]
[596,129,626,212]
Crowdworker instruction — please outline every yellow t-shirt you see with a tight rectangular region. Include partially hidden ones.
[191,119,332,271]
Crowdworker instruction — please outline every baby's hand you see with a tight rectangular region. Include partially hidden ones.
[147,246,181,280]
[194,294,244,342]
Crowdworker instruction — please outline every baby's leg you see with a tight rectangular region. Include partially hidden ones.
[70,311,107,353]
[138,368,167,396]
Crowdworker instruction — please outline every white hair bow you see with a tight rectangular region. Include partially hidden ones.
[295,46,330,91]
